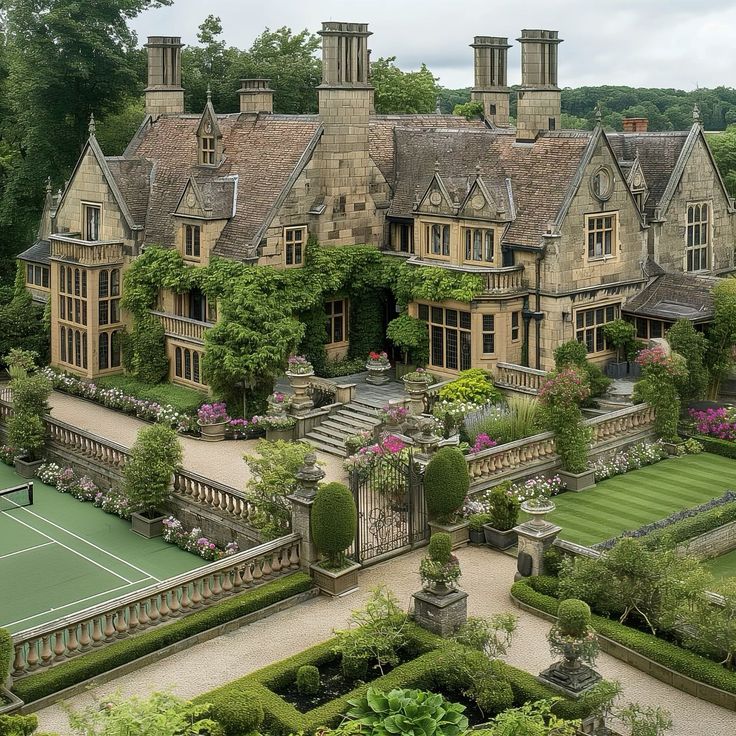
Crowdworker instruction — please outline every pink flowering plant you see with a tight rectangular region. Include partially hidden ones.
[286,355,314,375]
[688,407,736,441]
[197,402,229,425]
[367,351,390,365]
[162,516,239,561]
[634,348,687,441]
[344,434,411,501]
[378,404,410,424]
[469,433,497,454]
[227,416,262,439]
[266,391,292,415]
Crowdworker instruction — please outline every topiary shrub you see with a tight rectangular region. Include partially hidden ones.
[0,627,12,685]
[208,688,264,736]
[0,714,38,736]
[438,368,501,405]
[487,483,519,531]
[311,482,356,568]
[129,314,169,385]
[296,664,321,697]
[427,532,452,564]
[473,678,514,718]
[424,447,469,523]
[386,314,429,366]
[557,599,592,637]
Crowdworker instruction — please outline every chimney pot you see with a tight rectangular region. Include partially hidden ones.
[144,35,185,117]
[239,79,274,114]
[622,117,648,133]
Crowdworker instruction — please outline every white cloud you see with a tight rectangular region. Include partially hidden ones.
[131,0,736,90]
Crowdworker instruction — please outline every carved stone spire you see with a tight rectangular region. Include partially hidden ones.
[88,113,96,137]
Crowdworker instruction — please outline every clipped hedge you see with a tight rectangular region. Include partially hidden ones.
[194,623,596,735]
[424,447,469,522]
[644,499,736,549]
[12,573,313,704]
[511,578,736,696]
[687,435,736,460]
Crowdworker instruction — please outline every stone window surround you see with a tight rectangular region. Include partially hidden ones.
[81,201,102,242]
[574,301,621,357]
[199,135,216,166]
[685,201,711,273]
[511,310,521,343]
[584,210,619,263]
[184,223,202,260]
[26,263,50,289]
[59,325,88,370]
[418,302,472,373]
[421,219,451,260]
[284,225,307,267]
[325,297,348,346]
[463,226,496,265]
[98,330,122,371]
[174,343,206,386]
[481,313,495,355]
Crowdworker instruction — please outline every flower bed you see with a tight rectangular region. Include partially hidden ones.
[0,444,17,465]
[590,440,667,481]
[464,475,564,517]
[162,517,239,561]
[343,434,409,478]
[689,407,736,441]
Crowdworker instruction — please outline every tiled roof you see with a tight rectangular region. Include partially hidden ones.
[607,132,689,217]
[106,158,152,227]
[389,128,593,247]
[17,240,50,265]
[126,113,322,260]
[623,272,717,322]
[369,115,487,185]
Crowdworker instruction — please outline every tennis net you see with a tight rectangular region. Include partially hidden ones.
[0,482,34,512]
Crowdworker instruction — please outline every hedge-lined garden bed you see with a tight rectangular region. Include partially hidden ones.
[511,577,736,704]
[12,573,313,704]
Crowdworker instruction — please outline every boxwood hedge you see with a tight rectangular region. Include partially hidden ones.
[511,577,736,695]
[12,573,313,704]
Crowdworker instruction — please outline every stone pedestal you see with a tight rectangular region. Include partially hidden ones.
[287,371,314,415]
[428,520,469,549]
[365,362,392,385]
[288,453,325,570]
[538,661,601,697]
[412,588,468,636]
[514,520,561,579]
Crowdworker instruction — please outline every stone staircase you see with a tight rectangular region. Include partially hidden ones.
[304,400,382,457]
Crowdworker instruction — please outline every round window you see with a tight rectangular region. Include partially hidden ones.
[590,166,614,201]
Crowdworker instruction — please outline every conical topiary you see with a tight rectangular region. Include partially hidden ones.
[311,482,356,568]
[424,447,469,523]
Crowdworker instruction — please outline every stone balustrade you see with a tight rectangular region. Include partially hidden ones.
[149,310,212,344]
[47,416,129,470]
[494,362,548,395]
[586,403,657,444]
[10,534,301,679]
[50,237,124,266]
[482,265,526,294]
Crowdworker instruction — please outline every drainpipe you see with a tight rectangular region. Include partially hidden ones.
[534,249,544,370]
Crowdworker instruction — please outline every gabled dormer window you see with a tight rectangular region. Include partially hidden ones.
[200,127,216,166]
[197,94,222,167]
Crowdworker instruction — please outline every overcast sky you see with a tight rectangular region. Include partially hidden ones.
[131,0,736,90]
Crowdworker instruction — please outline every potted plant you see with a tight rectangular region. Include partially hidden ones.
[260,414,296,442]
[467,512,491,544]
[402,368,433,415]
[386,314,430,378]
[365,351,392,385]
[603,319,636,379]
[483,482,520,549]
[266,391,292,417]
[197,402,230,442]
[0,626,24,714]
[419,532,461,595]
[285,355,314,413]
[125,424,182,538]
[425,447,470,548]
[7,372,52,478]
[378,403,409,430]
[310,481,360,596]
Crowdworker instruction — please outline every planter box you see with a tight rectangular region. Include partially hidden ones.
[469,528,486,545]
[0,687,23,715]
[131,511,166,538]
[627,362,642,378]
[662,440,685,456]
[266,427,295,442]
[483,524,518,550]
[558,469,596,492]
[310,560,361,597]
[412,588,468,636]
[198,421,227,442]
[428,520,469,549]
[14,456,43,479]
[605,361,629,379]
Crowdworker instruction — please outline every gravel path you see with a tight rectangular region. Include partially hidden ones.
[47,391,348,489]
[33,547,736,735]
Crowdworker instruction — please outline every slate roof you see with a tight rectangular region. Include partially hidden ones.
[607,132,689,217]
[106,158,152,227]
[126,113,322,260]
[389,128,593,247]
[17,240,50,265]
[622,272,717,322]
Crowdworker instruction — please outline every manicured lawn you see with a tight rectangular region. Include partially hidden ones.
[95,375,207,414]
[535,453,736,547]
[705,549,736,581]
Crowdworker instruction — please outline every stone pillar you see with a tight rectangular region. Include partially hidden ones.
[288,453,325,569]
[413,589,468,636]
[514,520,561,579]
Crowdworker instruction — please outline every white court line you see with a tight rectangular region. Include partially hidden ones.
[3,577,152,629]
[0,541,55,560]
[3,512,134,584]
[6,502,163,583]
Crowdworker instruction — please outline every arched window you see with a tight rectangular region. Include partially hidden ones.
[193,352,200,383]
[81,271,87,298]
[67,329,73,363]
[110,269,120,296]
[82,333,88,369]
[74,331,81,367]
[74,269,80,296]
[184,349,191,380]
[60,266,66,293]
[66,267,72,294]
[99,332,109,370]
[60,327,66,362]
[111,331,121,368]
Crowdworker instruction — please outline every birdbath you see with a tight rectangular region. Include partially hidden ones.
[520,497,556,529]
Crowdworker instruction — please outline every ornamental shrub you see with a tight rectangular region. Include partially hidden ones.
[557,599,591,637]
[311,482,356,568]
[124,424,182,517]
[0,714,38,736]
[487,482,519,531]
[667,319,708,402]
[438,368,501,404]
[7,413,46,461]
[553,340,611,399]
[386,314,430,365]
[0,627,12,684]
[424,447,469,522]
[203,688,264,736]
[634,348,687,441]
[427,532,452,564]
[129,314,169,385]
[296,664,321,697]
[602,319,636,363]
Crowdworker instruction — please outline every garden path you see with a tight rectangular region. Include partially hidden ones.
[33,546,735,736]
[46,391,349,488]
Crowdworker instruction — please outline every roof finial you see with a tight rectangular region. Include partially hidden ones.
[88,113,96,137]
[475,162,481,176]
[45,176,52,194]
[594,103,602,126]
[434,158,439,174]
[693,103,701,125]
[206,85,212,103]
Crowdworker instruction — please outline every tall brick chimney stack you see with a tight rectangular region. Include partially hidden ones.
[239,79,274,114]
[515,29,563,142]
[470,36,512,127]
[144,36,185,118]
[622,117,648,133]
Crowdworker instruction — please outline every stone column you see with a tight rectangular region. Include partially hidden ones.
[288,453,325,570]
[513,520,561,579]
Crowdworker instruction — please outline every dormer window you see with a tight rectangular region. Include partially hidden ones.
[184,224,201,260]
[200,127,216,166]
[83,203,101,241]
[197,97,222,167]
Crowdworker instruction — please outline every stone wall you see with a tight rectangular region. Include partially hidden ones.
[680,520,736,560]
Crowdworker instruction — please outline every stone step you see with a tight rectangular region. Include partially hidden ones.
[309,423,348,443]
[342,402,383,420]
[307,427,347,448]
[321,418,371,436]
[332,410,380,430]
[306,438,348,457]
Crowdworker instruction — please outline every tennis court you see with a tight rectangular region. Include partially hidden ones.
[0,463,206,635]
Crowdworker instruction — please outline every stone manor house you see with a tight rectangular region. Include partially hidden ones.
[19,22,736,388]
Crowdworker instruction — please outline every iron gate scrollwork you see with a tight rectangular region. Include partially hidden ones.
[349,449,428,564]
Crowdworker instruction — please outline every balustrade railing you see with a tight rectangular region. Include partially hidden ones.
[494,362,547,395]
[50,238,124,266]
[482,266,526,294]
[10,534,301,679]
[586,403,657,444]
[149,311,211,344]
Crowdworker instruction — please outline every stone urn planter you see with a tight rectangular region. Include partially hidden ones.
[14,456,43,479]
[131,510,166,538]
[365,353,392,385]
[483,524,517,550]
[266,426,295,442]
[558,468,596,492]
[310,559,361,597]
[286,370,314,414]
[428,519,469,549]
[0,687,24,715]
[197,421,227,442]
[520,497,556,529]
[402,372,432,415]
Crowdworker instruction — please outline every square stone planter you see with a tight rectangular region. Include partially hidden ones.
[0,687,23,715]
[14,456,43,479]
[483,524,518,550]
[310,559,361,597]
[412,588,468,636]
[558,469,596,492]
[428,520,469,549]
[469,528,486,545]
[266,427,295,442]
[662,440,685,456]
[131,511,166,538]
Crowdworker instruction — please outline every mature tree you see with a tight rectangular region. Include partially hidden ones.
[666,319,709,403]
[371,57,439,114]
[705,277,736,398]
[707,125,736,198]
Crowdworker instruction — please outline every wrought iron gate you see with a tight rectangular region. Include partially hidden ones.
[349,450,428,565]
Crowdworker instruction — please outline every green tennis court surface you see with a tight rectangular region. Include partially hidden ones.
[0,463,206,634]
[528,453,736,547]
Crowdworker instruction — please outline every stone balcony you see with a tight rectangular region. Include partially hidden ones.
[149,310,213,345]
[405,257,527,295]
[50,234,124,265]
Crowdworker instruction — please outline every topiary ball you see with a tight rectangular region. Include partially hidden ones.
[296,664,321,697]
[428,532,453,564]
[557,598,591,637]
[311,482,356,567]
[209,688,264,736]
[424,447,469,522]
